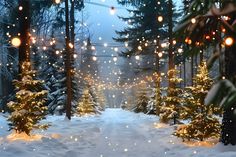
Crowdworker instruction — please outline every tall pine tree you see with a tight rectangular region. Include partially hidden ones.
[114,0,168,56]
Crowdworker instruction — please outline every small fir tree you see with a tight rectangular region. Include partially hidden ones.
[147,73,162,115]
[77,87,100,116]
[160,68,183,124]
[133,83,150,113]
[7,62,49,135]
[95,85,106,111]
[175,62,221,141]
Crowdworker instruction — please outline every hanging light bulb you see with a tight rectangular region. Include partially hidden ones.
[55,0,61,4]
[110,6,116,15]
[11,37,21,47]
[157,16,163,22]
[224,37,234,46]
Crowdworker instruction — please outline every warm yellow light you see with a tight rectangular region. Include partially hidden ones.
[11,37,21,47]
[138,46,142,51]
[191,18,196,24]
[158,52,163,58]
[55,0,61,4]
[224,37,234,46]
[157,16,163,22]
[55,50,60,55]
[69,43,74,48]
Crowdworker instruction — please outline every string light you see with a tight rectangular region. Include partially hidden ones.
[157,16,163,22]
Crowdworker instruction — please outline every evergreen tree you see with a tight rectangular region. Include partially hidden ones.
[7,62,49,135]
[133,83,150,113]
[94,85,106,111]
[114,0,168,56]
[147,73,162,115]
[160,68,183,124]
[77,87,101,116]
[175,0,236,145]
[175,62,221,141]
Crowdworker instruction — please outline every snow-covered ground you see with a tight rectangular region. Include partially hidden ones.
[0,109,235,157]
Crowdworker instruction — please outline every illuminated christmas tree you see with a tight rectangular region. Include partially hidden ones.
[175,62,221,141]
[160,68,183,124]
[77,87,100,116]
[7,62,49,135]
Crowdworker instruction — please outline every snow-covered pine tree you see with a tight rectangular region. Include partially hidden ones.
[7,62,49,135]
[160,68,183,124]
[94,85,106,111]
[175,62,221,141]
[147,72,162,115]
[133,83,150,113]
[77,87,101,116]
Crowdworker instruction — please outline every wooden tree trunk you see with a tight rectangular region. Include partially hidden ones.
[18,0,31,74]
[65,0,72,120]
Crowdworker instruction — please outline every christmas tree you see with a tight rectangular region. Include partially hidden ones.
[160,68,183,124]
[7,62,49,135]
[77,87,101,116]
[133,83,150,113]
[175,62,221,141]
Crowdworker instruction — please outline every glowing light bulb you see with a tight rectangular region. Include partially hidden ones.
[11,37,21,47]
[69,43,74,48]
[191,18,196,24]
[19,6,23,11]
[224,37,234,46]
[55,50,60,55]
[92,56,97,61]
[158,52,163,58]
[110,6,116,15]
[55,0,60,4]
[135,55,140,60]
[138,46,142,51]
[157,16,163,22]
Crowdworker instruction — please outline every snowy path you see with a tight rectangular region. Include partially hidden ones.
[0,109,236,157]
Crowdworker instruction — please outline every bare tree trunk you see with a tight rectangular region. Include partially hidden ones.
[65,0,72,120]
[18,0,31,74]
